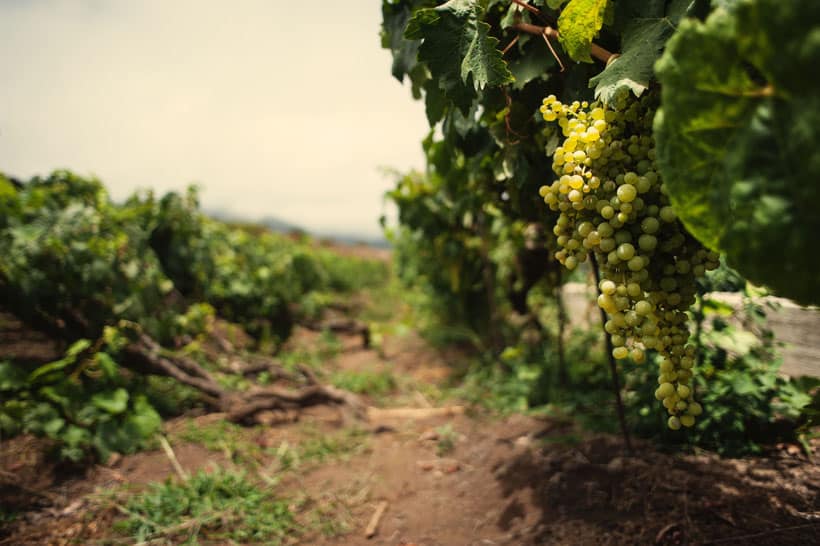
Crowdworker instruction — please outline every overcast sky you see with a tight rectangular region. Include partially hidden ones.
[0,0,428,237]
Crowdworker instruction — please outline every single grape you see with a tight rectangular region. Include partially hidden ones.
[667,416,682,430]
[616,184,637,203]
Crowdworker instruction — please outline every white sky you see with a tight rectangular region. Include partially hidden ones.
[0,0,428,238]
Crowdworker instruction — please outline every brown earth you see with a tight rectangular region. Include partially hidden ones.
[1,329,818,546]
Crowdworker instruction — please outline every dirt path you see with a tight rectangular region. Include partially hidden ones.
[2,329,819,545]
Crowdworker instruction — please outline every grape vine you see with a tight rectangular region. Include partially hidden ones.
[382,0,818,436]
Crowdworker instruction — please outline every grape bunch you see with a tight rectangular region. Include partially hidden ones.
[538,93,719,429]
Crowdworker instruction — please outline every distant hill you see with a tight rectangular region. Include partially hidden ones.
[204,209,390,249]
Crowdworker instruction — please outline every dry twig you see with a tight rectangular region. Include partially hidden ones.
[158,435,189,481]
[364,500,389,539]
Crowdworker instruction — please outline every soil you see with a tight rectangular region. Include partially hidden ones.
[1,327,818,546]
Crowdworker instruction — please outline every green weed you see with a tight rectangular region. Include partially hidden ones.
[330,369,396,396]
[269,427,369,472]
[113,467,297,545]
[434,424,457,456]
[176,418,247,453]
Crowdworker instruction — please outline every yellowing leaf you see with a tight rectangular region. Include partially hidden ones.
[557,0,608,63]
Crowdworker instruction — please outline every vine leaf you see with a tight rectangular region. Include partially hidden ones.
[405,0,513,114]
[589,0,688,103]
[654,0,820,305]
[557,0,608,63]
[508,39,557,90]
[381,2,420,82]
[463,16,512,88]
[91,388,130,415]
[424,79,447,126]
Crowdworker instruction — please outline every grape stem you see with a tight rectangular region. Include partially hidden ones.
[511,0,541,17]
[510,22,618,64]
[589,252,634,455]
[555,267,568,387]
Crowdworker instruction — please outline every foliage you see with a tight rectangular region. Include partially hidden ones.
[0,336,161,462]
[405,0,514,110]
[380,0,711,355]
[557,0,609,63]
[383,0,586,353]
[434,423,458,455]
[454,322,601,413]
[330,368,397,396]
[177,419,248,453]
[0,171,174,341]
[654,0,820,305]
[114,468,296,545]
[382,0,817,450]
[273,427,370,472]
[0,171,388,461]
[150,189,387,340]
[589,0,692,102]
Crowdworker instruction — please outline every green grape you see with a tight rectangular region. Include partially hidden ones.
[598,222,614,237]
[614,230,632,245]
[539,93,718,430]
[626,282,642,297]
[600,279,617,295]
[638,234,657,251]
[659,206,677,223]
[612,346,629,359]
[635,300,653,316]
[616,243,636,261]
[686,402,702,416]
[668,416,682,430]
[641,217,660,234]
[616,184,637,203]
[627,256,645,272]
[656,382,675,398]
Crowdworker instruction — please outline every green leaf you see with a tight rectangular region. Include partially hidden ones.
[702,297,735,316]
[28,339,92,382]
[39,386,74,409]
[43,417,65,436]
[63,424,92,447]
[728,373,758,397]
[557,0,608,63]
[405,0,513,113]
[382,2,420,82]
[424,79,448,125]
[127,395,162,438]
[95,351,120,379]
[508,40,556,90]
[92,388,129,414]
[0,175,16,200]
[461,18,512,89]
[0,362,28,391]
[589,1,688,102]
[654,0,820,305]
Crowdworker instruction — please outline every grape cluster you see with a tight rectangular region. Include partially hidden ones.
[538,93,719,429]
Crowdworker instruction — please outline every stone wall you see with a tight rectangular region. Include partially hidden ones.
[560,284,820,378]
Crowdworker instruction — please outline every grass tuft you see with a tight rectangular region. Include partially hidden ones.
[113,467,297,544]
